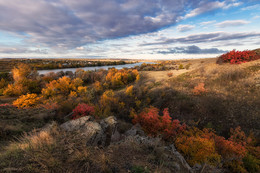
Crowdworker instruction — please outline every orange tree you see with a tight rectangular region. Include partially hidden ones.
[41,76,83,98]
[105,68,139,88]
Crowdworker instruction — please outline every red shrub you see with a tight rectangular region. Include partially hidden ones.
[72,103,95,119]
[229,126,247,146]
[218,50,260,64]
[132,107,186,140]
[215,135,247,159]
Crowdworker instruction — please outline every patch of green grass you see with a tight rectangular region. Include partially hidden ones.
[131,165,149,173]
[172,72,192,82]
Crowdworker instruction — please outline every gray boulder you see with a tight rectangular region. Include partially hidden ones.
[60,116,118,146]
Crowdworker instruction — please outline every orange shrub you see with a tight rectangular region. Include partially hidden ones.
[125,85,134,96]
[77,86,87,95]
[175,126,252,172]
[167,72,173,77]
[214,135,248,172]
[13,93,41,108]
[99,90,118,107]
[214,136,247,161]
[175,134,221,165]
[3,83,27,96]
[192,83,206,95]
[94,81,103,92]
[229,126,247,145]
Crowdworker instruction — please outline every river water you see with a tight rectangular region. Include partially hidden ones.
[38,62,153,75]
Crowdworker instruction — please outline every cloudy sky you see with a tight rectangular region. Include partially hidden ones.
[0,0,259,59]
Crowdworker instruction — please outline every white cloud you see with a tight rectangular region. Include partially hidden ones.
[200,20,216,25]
[253,15,260,20]
[241,4,260,11]
[177,25,195,32]
[182,1,225,19]
[223,2,242,9]
[215,20,250,28]
[76,46,84,50]
[141,31,260,46]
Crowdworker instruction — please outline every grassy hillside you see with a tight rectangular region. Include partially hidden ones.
[0,56,259,172]
[254,48,260,55]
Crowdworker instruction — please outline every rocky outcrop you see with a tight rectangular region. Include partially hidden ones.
[60,116,194,173]
[60,116,93,131]
[122,125,194,173]
[60,116,118,146]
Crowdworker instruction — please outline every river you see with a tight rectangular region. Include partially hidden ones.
[38,62,154,75]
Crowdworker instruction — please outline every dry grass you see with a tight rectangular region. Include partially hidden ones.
[141,59,260,139]
[0,124,190,173]
[0,105,54,151]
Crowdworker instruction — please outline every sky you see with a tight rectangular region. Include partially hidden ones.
[0,0,259,59]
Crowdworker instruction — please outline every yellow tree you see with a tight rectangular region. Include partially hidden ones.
[12,64,37,83]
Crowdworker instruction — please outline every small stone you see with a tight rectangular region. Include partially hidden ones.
[172,162,180,171]
[193,163,202,171]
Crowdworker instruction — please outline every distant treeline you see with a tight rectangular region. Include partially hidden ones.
[0,59,130,72]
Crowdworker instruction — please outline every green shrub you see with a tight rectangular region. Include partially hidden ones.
[179,64,184,69]
[185,63,191,70]
[0,78,8,89]
[243,154,260,173]
[131,165,149,173]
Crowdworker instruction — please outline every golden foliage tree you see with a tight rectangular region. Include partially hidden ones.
[13,93,41,108]
[42,76,83,98]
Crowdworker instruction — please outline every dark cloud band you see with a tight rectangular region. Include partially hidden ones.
[0,0,223,50]
[157,45,227,54]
